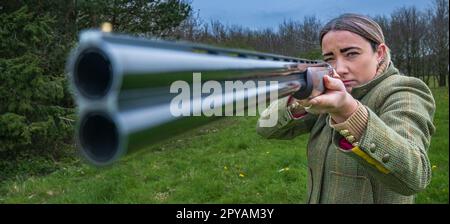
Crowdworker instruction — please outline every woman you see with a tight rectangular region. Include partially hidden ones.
[256,13,435,204]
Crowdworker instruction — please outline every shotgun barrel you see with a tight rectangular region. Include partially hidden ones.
[67,30,330,166]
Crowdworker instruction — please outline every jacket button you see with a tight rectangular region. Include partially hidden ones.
[346,135,356,143]
[369,143,376,153]
[339,129,350,137]
[382,154,390,163]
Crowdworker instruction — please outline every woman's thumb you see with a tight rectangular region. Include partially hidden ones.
[324,75,344,91]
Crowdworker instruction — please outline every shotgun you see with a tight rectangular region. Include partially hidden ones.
[66,29,331,166]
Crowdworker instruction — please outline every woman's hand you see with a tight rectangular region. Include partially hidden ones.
[297,71,359,123]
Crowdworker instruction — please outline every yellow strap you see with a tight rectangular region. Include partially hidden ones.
[352,146,390,174]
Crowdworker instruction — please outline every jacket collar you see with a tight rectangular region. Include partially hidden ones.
[350,62,399,100]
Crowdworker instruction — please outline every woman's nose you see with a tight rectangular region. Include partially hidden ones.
[334,59,349,76]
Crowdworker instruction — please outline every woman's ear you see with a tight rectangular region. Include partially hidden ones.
[376,43,387,63]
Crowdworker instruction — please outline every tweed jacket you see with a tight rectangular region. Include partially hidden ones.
[256,63,436,204]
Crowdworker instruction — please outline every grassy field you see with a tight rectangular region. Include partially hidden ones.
[0,88,448,203]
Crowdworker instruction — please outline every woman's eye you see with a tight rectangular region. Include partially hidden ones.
[347,52,359,57]
[324,58,334,62]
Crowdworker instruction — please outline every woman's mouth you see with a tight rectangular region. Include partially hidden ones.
[342,80,356,86]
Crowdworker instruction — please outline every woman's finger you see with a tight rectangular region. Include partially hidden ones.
[323,75,345,91]
[308,91,341,108]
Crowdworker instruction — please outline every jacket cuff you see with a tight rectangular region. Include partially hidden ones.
[331,126,391,175]
[329,101,368,141]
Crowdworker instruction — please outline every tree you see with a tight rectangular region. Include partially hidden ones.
[389,7,426,78]
[427,0,449,86]
[0,6,74,153]
[76,0,191,37]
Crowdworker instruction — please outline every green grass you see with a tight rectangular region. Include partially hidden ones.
[0,88,448,204]
[0,118,310,203]
[415,87,449,203]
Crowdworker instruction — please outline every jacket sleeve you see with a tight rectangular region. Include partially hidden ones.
[331,77,436,196]
[256,96,318,140]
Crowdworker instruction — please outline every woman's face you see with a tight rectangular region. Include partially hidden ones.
[321,30,384,92]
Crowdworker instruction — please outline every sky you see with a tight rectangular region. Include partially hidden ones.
[190,0,433,30]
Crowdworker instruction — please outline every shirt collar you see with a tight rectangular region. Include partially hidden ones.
[350,62,399,100]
